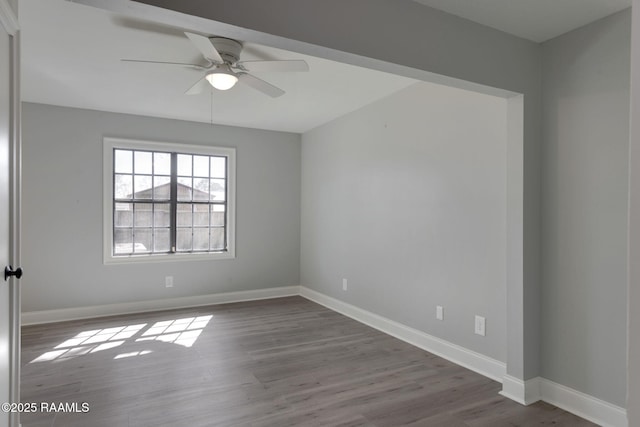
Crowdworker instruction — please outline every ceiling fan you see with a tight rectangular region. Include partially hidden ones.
[122,32,309,98]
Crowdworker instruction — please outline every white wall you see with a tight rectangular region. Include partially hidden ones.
[541,10,631,407]
[301,82,508,361]
[21,102,301,312]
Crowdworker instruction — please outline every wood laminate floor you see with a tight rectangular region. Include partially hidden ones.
[20,297,595,426]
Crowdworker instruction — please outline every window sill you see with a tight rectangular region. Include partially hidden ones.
[103,251,235,265]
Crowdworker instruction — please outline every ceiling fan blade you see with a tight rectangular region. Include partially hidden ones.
[185,77,209,95]
[184,32,223,63]
[237,73,285,98]
[239,60,309,73]
[121,59,206,70]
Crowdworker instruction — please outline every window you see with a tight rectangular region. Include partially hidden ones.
[104,138,235,263]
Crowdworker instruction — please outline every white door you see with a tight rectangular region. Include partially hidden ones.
[0,27,11,427]
[0,7,20,427]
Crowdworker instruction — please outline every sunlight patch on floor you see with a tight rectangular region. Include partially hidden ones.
[29,315,213,363]
[135,315,213,348]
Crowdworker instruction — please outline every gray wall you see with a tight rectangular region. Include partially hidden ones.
[8,0,17,15]
[541,11,630,407]
[301,82,508,361]
[21,102,301,312]
[628,1,640,423]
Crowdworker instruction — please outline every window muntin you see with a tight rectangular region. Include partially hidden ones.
[104,138,235,263]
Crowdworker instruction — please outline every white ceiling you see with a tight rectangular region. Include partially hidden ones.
[20,0,632,133]
[413,0,631,42]
[19,0,417,133]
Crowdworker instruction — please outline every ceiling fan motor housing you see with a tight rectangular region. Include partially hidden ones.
[210,37,243,64]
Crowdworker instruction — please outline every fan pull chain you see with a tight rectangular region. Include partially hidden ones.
[210,89,214,126]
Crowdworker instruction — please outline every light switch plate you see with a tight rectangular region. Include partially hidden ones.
[475,315,485,336]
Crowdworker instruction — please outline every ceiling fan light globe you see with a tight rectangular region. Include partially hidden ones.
[206,70,238,91]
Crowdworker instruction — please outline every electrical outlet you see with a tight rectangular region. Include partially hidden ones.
[165,276,174,288]
[436,305,444,321]
[342,278,348,291]
[475,315,486,336]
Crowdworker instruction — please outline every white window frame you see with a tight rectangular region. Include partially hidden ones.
[103,137,236,264]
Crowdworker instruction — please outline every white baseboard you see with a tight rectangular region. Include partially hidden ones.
[538,378,628,427]
[499,374,541,405]
[21,286,300,325]
[299,286,506,383]
[501,375,628,426]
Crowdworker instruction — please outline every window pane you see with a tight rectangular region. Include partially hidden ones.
[193,178,209,201]
[177,154,192,176]
[134,151,153,174]
[210,228,225,251]
[154,229,170,252]
[115,174,132,199]
[154,176,171,200]
[154,152,171,175]
[211,156,225,178]
[194,207,209,226]
[115,150,132,174]
[154,204,170,228]
[134,204,153,227]
[193,228,209,251]
[177,177,193,201]
[114,203,133,227]
[114,228,133,254]
[177,204,192,227]
[134,175,153,199]
[134,229,152,253]
[193,155,209,177]
[110,142,234,259]
[211,205,225,226]
[177,228,192,251]
[210,179,225,201]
